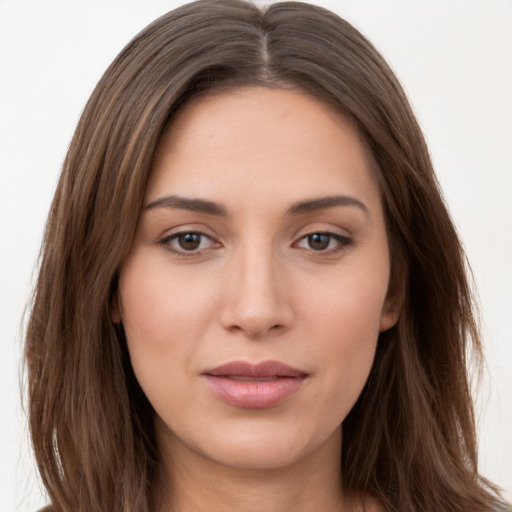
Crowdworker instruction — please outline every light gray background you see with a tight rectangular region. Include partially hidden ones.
[1,1,511,510]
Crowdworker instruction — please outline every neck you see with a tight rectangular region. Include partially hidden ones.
[154,426,346,512]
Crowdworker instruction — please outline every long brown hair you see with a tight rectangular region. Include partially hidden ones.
[25,1,508,510]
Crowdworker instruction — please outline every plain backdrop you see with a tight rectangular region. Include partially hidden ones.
[1,1,511,510]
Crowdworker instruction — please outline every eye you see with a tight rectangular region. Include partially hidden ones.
[295,232,351,252]
[160,231,218,255]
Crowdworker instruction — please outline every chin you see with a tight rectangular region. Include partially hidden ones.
[161,415,343,473]
[207,436,307,471]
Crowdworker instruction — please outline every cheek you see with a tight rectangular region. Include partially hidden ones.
[301,259,389,346]
[117,251,216,399]
[119,249,216,340]
[319,296,380,393]
[299,265,388,412]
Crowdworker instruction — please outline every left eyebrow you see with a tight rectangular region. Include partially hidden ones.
[286,195,369,216]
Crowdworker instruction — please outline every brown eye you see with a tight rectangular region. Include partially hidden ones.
[307,233,331,251]
[178,233,202,251]
[295,232,352,253]
[161,231,217,255]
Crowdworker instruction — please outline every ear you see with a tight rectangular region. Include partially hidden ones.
[379,275,404,332]
[112,308,121,325]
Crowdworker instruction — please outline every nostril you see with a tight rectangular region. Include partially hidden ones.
[225,319,287,339]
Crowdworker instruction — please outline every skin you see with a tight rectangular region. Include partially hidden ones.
[116,87,399,511]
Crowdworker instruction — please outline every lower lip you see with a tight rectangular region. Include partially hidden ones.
[204,375,306,408]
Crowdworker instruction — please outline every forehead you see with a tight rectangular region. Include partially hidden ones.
[146,87,380,210]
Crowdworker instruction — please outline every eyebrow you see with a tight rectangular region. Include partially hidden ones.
[286,195,368,216]
[144,194,368,216]
[145,195,228,215]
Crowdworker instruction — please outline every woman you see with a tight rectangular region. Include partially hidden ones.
[24,0,510,511]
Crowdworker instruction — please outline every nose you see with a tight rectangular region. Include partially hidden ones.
[219,243,294,339]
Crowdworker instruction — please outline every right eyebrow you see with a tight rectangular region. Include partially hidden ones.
[144,195,228,216]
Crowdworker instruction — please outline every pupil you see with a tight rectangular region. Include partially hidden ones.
[308,233,330,250]
[179,233,201,250]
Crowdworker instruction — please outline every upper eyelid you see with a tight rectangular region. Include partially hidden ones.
[161,230,216,245]
[294,231,352,246]
[162,229,211,239]
[159,224,218,240]
[297,228,350,237]
[292,223,352,240]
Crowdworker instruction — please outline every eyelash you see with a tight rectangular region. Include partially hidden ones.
[159,230,352,257]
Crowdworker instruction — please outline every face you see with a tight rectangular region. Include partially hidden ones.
[116,87,400,473]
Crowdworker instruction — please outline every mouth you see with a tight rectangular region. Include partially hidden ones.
[202,360,308,409]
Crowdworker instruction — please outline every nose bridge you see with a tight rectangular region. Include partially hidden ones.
[220,237,292,337]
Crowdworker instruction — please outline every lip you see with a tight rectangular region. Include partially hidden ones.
[202,360,308,409]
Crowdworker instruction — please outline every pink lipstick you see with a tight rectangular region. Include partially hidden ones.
[203,360,308,408]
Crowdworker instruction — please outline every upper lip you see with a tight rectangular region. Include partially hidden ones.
[203,360,308,378]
